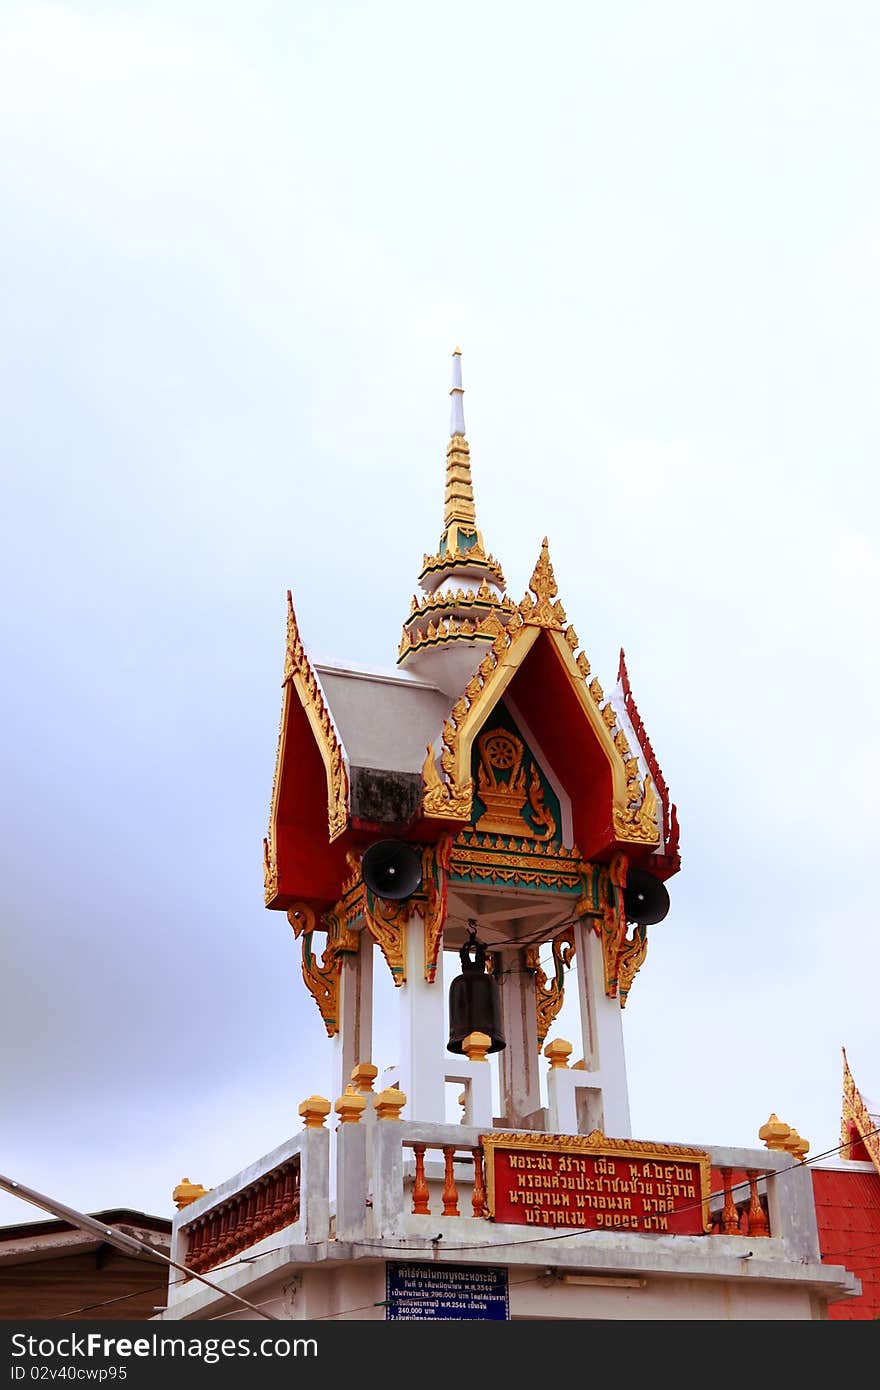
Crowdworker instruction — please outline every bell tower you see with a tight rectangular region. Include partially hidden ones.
[263,351,681,1138]
[157,348,861,1326]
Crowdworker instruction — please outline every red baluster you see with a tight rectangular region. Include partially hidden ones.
[411,1144,430,1214]
[471,1148,487,1218]
[747,1171,769,1236]
[271,1168,287,1225]
[250,1183,265,1241]
[242,1189,258,1246]
[262,1177,277,1236]
[281,1165,299,1223]
[442,1146,459,1217]
[258,1179,273,1238]
[193,1220,207,1269]
[202,1211,221,1267]
[721,1169,739,1235]
[228,1195,246,1258]
[263,1178,277,1236]
[185,1221,203,1274]
[211,1206,228,1264]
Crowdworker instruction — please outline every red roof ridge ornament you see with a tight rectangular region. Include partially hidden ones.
[616,647,681,876]
[841,1047,880,1174]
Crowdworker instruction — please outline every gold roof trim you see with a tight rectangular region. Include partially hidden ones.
[405,584,516,623]
[398,608,508,661]
[263,593,349,902]
[263,684,288,904]
[418,547,506,589]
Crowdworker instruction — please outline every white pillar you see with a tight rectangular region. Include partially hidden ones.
[396,913,447,1123]
[301,1125,330,1243]
[335,1119,367,1241]
[330,926,374,1103]
[573,922,631,1138]
[372,1118,405,1238]
[546,1063,604,1137]
[444,1057,494,1127]
[497,946,544,1129]
[329,928,373,1200]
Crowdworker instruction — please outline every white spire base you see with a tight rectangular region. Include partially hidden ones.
[449,348,466,437]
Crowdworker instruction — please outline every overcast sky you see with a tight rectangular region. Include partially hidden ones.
[2,2,878,1230]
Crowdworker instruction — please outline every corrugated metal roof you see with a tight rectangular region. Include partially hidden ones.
[812,1167,880,1320]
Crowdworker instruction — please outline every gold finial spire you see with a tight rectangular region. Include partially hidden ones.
[398,349,510,682]
[445,348,476,526]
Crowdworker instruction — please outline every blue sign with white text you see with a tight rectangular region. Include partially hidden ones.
[385,1262,509,1320]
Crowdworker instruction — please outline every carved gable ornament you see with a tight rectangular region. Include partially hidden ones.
[421,539,660,861]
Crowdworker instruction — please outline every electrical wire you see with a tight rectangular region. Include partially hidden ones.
[444,910,593,954]
[208,1297,287,1322]
[52,1249,283,1321]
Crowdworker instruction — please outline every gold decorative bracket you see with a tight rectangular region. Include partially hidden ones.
[288,902,359,1036]
[421,836,452,982]
[584,853,648,1007]
[534,926,576,1046]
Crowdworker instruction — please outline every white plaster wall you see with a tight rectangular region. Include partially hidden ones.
[507,1274,819,1320]
[190,1263,822,1321]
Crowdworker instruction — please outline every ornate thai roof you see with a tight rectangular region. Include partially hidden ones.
[265,353,682,922]
[417,537,667,863]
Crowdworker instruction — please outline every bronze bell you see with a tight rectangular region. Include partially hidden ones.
[447,935,506,1054]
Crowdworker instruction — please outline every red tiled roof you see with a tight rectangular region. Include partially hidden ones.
[812,1167,880,1320]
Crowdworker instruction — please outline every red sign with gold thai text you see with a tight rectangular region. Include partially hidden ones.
[481,1132,711,1235]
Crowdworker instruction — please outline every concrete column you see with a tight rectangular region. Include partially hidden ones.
[300,1124,330,1242]
[545,1039,604,1136]
[396,912,446,1123]
[371,1092,406,1238]
[330,926,374,1104]
[350,1063,379,1181]
[572,922,631,1138]
[334,1090,367,1241]
[444,1033,494,1127]
[497,945,544,1128]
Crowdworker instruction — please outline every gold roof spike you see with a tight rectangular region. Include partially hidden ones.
[433,348,495,569]
[444,347,475,525]
[400,350,513,677]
